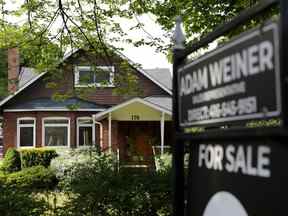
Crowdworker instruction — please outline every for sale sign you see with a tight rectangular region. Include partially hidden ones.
[186,140,288,216]
[178,22,281,130]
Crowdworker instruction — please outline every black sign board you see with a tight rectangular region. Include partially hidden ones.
[178,22,281,131]
[186,139,288,216]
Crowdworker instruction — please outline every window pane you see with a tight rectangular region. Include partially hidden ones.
[45,127,68,146]
[19,119,34,125]
[79,70,94,84]
[95,67,111,84]
[20,127,33,147]
[44,119,69,124]
[79,126,92,146]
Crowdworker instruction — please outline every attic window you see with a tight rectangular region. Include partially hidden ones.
[74,66,115,87]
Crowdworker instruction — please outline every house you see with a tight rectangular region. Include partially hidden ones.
[0,48,173,165]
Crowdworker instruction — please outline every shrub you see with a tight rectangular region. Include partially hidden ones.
[5,165,57,189]
[58,152,172,216]
[0,184,47,216]
[20,148,58,168]
[1,148,21,173]
[50,147,101,181]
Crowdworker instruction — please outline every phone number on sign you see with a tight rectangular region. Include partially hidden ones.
[187,97,257,122]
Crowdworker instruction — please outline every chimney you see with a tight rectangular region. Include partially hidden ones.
[7,48,19,93]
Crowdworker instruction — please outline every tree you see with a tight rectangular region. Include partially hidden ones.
[147,0,279,45]
[0,0,159,98]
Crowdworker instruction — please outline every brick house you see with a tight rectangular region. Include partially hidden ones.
[0,48,172,165]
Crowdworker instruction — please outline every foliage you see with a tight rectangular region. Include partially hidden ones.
[0,0,155,99]
[50,147,101,180]
[1,148,21,173]
[57,152,172,216]
[154,153,172,172]
[148,0,278,41]
[0,184,48,216]
[20,148,58,168]
[4,165,57,190]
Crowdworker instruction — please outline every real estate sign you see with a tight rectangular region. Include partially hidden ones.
[178,22,281,130]
[186,140,288,216]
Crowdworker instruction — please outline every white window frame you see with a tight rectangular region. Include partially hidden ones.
[74,65,115,87]
[42,117,70,148]
[77,117,95,147]
[17,117,36,148]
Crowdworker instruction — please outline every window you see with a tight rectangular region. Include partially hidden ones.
[43,118,70,147]
[74,66,115,87]
[77,117,95,147]
[17,118,36,147]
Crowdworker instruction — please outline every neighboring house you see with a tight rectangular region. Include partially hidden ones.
[0,48,172,165]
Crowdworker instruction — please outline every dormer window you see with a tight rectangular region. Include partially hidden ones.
[74,66,115,87]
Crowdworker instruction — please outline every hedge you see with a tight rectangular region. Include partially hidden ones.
[1,148,21,173]
[5,165,57,189]
[20,148,58,168]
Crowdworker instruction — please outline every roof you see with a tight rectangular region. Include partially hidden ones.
[143,96,172,112]
[18,67,38,88]
[3,97,107,112]
[0,72,47,107]
[145,68,172,90]
[0,49,172,109]
[64,48,172,95]
[93,97,171,120]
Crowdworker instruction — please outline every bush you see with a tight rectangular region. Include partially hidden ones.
[5,165,57,189]
[50,147,101,180]
[1,148,21,173]
[58,152,172,216]
[0,184,47,216]
[20,148,58,168]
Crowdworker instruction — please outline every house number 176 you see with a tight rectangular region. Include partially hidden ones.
[131,115,140,120]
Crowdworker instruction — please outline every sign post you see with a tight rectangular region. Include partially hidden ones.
[171,0,288,215]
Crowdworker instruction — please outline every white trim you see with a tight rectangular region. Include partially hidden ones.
[76,117,95,147]
[0,72,47,107]
[93,97,172,120]
[108,112,112,153]
[74,65,115,88]
[94,120,103,149]
[42,117,70,148]
[160,112,165,155]
[17,117,36,148]
[3,108,105,112]
[63,49,171,95]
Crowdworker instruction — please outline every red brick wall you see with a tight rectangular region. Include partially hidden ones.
[3,111,99,153]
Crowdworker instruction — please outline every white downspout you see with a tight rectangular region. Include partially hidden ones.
[108,112,112,153]
[92,115,103,149]
[161,112,165,155]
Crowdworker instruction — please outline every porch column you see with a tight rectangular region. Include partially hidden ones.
[160,112,165,155]
[108,112,112,153]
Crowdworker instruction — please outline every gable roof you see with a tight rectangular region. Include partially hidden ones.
[93,97,172,121]
[64,48,172,95]
[0,48,171,108]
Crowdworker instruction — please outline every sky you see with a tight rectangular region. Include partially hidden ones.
[116,14,172,71]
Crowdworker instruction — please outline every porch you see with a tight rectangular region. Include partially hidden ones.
[93,97,172,169]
